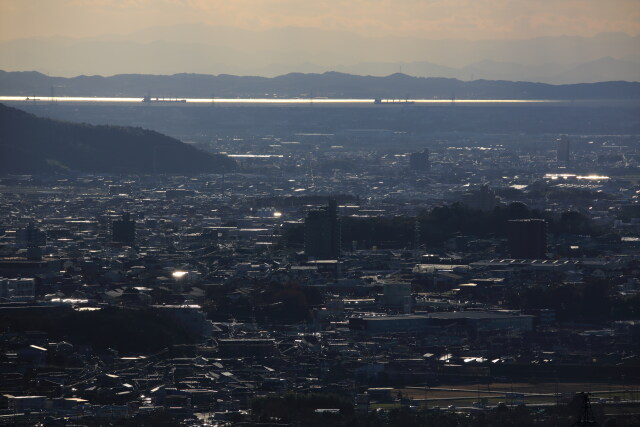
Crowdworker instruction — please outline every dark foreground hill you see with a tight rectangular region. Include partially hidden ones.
[1,70,640,99]
[0,103,235,174]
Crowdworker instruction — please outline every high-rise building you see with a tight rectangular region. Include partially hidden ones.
[17,222,46,248]
[304,200,340,259]
[409,149,430,171]
[557,135,570,163]
[112,212,135,245]
[507,219,547,259]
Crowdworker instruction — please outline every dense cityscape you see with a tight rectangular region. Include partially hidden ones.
[2,1,640,426]
[1,100,639,425]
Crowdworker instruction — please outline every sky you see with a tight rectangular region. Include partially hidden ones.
[1,0,639,41]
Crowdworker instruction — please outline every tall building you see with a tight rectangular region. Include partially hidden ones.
[112,212,135,245]
[17,222,46,261]
[17,222,46,248]
[409,149,430,171]
[557,135,570,163]
[507,219,547,259]
[304,200,340,259]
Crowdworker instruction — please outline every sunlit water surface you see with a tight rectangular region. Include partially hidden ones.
[0,96,559,105]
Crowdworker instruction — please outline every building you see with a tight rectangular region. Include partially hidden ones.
[304,200,340,259]
[507,219,547,259]
[0,278,35,302]
[6,395,47,413]
[112,213,135,245]
[349,312,534,334]
[16,222,46,248]
[217,338,276,357]
[165,189,195,199]
[382,283,411,307]
[557,135,571,163]
[409,149,430,171]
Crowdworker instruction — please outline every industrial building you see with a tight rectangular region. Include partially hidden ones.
[349,311,534,334]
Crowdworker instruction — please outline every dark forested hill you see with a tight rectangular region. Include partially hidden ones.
[0,103,235,174]
[1,70,639,99]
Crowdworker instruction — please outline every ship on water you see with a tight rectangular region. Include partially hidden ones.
[142,94,187,103]
[373,98,415,105]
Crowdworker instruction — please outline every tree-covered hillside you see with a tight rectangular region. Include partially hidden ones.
[0,103,235,174]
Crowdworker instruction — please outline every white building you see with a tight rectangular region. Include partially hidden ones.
[0,278,35,302]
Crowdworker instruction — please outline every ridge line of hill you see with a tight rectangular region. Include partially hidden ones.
[1,70,639,99]
[0,103,235,174]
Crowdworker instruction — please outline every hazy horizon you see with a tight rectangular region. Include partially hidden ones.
[1,1,639,83]
[2,0,639,40]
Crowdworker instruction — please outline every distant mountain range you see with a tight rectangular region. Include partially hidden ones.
[0,103,235,174]
[332,57,640,85]
[1,70,639,100]
[0,27,638,84]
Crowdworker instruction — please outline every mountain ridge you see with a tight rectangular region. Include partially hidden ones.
[1,29,638,82]
[1,70,639,100]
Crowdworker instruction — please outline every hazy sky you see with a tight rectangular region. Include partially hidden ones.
[1,0,639,41]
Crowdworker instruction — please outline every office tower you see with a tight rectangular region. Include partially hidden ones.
[304,200,340,259]
[507,219,547,259]
[112,212,135,245]
[17,222,46,248]
[557,135,570,163]
[409,149,430,171]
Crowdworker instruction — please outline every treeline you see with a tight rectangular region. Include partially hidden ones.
[251,393,354,426]
[282,202,600,250]
[249,392,607,427]
[203,281,323,324]
[505,279,640,322]
[0,306,194,353]
[253,194,358,208]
